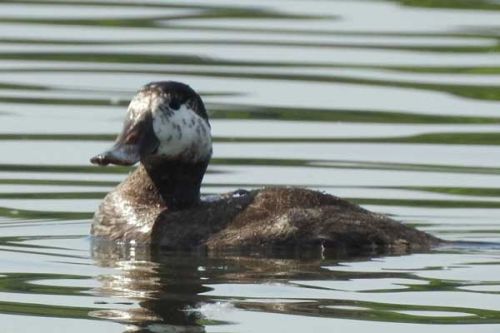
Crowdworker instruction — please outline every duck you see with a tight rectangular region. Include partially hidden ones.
[90,81,440,252]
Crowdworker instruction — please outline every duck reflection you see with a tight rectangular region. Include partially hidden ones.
[90,241,389,332]
[90,241,211,332]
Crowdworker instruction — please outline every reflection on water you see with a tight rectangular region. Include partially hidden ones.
[87,242,500,332]
[1,0,500,332]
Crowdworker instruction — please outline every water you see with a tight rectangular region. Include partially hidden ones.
[1,0,500,331]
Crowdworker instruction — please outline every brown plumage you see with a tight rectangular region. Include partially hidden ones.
[152,187,440,252]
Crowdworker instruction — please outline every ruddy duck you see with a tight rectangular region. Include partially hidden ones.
[90,81,440,252]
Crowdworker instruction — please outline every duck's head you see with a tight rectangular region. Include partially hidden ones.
[91,81,212,167]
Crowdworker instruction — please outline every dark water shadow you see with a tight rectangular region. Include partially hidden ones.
[88,240,500,332]
[89,241,404,331]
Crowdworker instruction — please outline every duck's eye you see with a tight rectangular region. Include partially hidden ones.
[169,99,180,110]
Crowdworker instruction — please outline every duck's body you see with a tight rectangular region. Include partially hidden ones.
[91,81,440,252]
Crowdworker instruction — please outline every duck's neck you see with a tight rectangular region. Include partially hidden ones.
[129,158,209,210]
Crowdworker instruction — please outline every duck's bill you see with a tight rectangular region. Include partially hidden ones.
[90,112,158,167]
[90,143,141,166]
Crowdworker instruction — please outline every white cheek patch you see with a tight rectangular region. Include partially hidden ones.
[152,103,212,161]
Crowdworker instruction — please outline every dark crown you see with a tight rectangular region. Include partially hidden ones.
[141,81,209,122]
